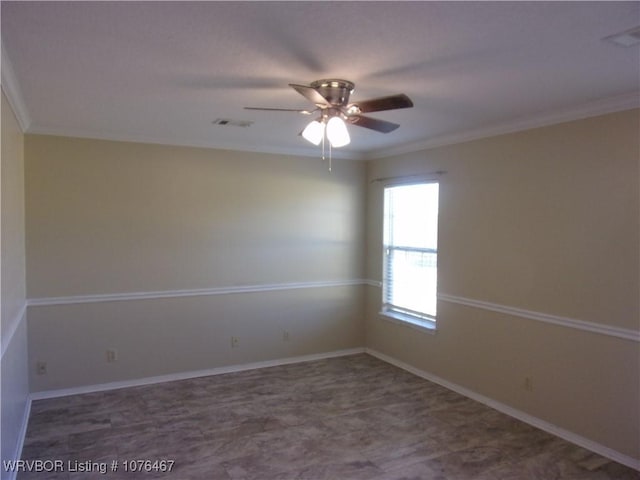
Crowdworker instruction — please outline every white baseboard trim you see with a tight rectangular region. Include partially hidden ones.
[365,348,640,472]
[26,280,367,307]
[19,347,640,472]
[29,347,365,401]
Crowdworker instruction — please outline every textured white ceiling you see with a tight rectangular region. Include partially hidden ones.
[2,1,639,159]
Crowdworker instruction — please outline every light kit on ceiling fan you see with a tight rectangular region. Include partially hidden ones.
[325,116,350,147]
[302,114,350,148]
[245,78,413,170]
[301,119,325,145]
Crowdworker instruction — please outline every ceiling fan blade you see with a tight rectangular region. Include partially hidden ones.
[289,84,331,107]
[346,115,400,133]
[348,94,413,114]
[244,107,314,115]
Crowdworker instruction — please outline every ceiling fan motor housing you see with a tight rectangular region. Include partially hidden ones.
[311,79,355,107]
[245,78,411,135]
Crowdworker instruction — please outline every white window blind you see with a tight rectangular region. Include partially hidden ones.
[382,182,439,325]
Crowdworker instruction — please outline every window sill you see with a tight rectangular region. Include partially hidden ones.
[378,310,437,335]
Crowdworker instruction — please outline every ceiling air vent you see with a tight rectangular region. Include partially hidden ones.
[603,26,640,47]
[212,118,253,127]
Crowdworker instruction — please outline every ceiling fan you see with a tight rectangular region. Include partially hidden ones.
[244,79,413,148]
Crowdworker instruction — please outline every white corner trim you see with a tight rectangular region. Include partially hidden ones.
[365,348,640,472]
[365,92,640,160]
[29,347,365,400]
[1,303,27,360]
[7,397,32,480]
[1,41,31,132]
[26,279,368,307]
[439,293,640,342]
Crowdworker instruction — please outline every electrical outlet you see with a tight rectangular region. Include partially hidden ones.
[524,376,533,392]
[283,330,290,342]
[231,336,240,348]
[36,361,47,375]
[106,349,118,363]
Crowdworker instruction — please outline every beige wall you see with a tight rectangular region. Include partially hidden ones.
[20,110,640,465]
[365,109,640,460]
[25,135,366,391]
[1,89,30,474]
[28,285,364,391]
[25,137,365,296]
[1,92,26,336]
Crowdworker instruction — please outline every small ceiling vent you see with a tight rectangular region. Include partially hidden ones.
[212,118,254,127]
[603,26,640,47]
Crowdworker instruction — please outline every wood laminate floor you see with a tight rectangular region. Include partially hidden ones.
[17,354,639,479]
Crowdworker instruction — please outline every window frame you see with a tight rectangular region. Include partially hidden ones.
[379,180,440,333]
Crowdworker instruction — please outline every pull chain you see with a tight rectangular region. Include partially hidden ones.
[319,122,331,172]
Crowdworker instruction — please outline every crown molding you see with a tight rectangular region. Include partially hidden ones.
[365,92,640,160]
[26,125,367,161]
[1,41,31,132]
[6,34,635,163]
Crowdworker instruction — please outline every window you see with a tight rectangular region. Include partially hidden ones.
[382,182,439,329]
